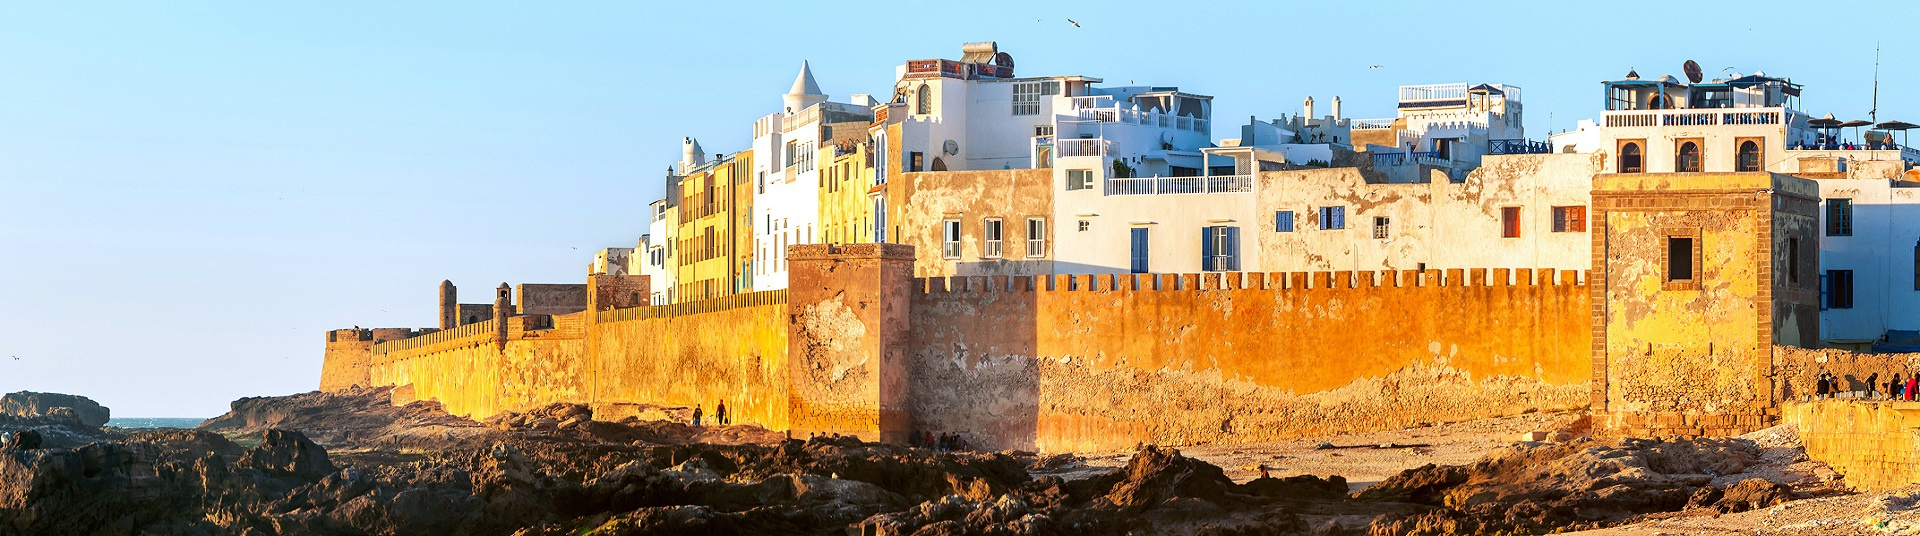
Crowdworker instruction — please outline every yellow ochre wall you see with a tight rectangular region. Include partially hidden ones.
[590,295,790,427]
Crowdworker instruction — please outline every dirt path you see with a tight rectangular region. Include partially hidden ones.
[1056,411,1581,491]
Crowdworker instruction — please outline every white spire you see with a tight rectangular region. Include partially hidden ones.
[783,61,828,113]
[680,137,705,173]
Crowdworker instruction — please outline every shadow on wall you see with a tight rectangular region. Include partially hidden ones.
[906,272,1042,452]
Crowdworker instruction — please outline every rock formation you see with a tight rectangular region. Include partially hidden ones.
[1,391,109,427]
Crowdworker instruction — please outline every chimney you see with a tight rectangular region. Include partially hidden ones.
[1331,96,1342,120]
[1303,96,1315,123]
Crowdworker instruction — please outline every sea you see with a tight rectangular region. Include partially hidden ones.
[106,417,207,429]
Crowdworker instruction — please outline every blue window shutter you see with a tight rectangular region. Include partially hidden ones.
[1334,207,1345,229]
[1201,226,1215,271]
[1226,227,1240,271]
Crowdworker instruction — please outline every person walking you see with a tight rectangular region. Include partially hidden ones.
[692,405,704,426]
[1905,373,1917,401]
[1869,372,1881,399]
[716,400,729,426]
[1816,371,1831,400]
[1893,373,1904,400]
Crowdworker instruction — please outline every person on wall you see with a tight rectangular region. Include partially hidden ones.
[1815,371,1830,400]
[1892,373,1904,400]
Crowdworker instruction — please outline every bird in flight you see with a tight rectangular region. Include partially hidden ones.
[1067,19,1080,27]
[1369,65,1383,69]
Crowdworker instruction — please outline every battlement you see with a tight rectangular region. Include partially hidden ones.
[913,268,1586,294]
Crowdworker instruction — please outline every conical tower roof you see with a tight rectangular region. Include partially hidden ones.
[789,60,824,97]
[783,61,828,112]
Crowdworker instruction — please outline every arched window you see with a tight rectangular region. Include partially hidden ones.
[915,86,932,115]
[1647,93,1665,110]
[1676,141,1701,172]
[1737,140,1762,172]
[930,157,947,171]
[1621,143,1643,173]
[466,315,477,324]
[629,292,640,307]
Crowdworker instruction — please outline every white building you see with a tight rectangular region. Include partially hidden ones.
[749,61,875,292]
[1351,83,1538,183]
[1552,64,1920,347]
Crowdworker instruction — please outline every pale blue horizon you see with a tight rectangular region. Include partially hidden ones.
[3,1,1915,417]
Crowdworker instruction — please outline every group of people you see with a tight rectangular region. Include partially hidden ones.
[1814,370,1920,401]
[690,400,730,426]
[909,430,968,452]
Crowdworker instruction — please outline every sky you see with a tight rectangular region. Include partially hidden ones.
[2,1,1916,417]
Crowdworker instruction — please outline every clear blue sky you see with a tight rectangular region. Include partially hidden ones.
[2,1,1914,417]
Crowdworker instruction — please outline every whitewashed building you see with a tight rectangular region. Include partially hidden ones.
[749,61,876,292]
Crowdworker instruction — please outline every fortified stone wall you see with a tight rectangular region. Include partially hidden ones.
[366,318,590,419]
[590,291,789,426]
[907,268,1593,452]
[1789,400,1920,492]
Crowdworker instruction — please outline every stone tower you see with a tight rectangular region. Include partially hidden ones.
[785,243,915,444]
[438,280,457,330]
[494,283,512,350]
[1592,172,1820,437]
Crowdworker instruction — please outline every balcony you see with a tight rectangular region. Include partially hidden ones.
[1070,106,1208,133]
[1372,151,1447,167]
[1488,139,1552,155]
[1602,107,1784,128]
[1103,175,1251,196]
[1350,117,1397,130]
[1057,138,1110,157]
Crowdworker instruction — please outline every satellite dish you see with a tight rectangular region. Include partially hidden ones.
[943,139,959,156]
[1683,60,1704,84]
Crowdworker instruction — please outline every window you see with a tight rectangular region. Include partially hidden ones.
[1201,226,1240,271]
[1913,241,1920,290]
[1318,206,1345,230]
[874,133,888,183]
[1034,125,1055,137]
[982,218,1003,258]
[1500,207,1522,238]
[1067,169,1095,191]
[1667,237,1693,282]
[1827,269,1855,309]
[1737,140,1762,172]
[757,171,766,194]
[1077,220,1090,232]
[941,219,961,259]
[915,85,932,115]
[1373,217,1391,239]
[1274,211,1295,232]
[1552,206,1587,232]
[1827,199,1853,236]
[1012,81,1045,116]
[1789,237,1801,285]
[1676,141,1701,172]
[785,140,799,168]
[910,152,924,172]
[1130,227,1150,273]
[1620,142,1643,173]
[873,198,888,243]
[1026,218,1046,257]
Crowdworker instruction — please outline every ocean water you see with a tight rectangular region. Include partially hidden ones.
[106,417,206,429]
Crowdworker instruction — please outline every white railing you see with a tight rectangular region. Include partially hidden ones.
[1073,106,1209,133]
[1103,174,1251,196]
[1057,138,1109,157]
[1603,107,1784,128]
[1351,117,1397,129]
[1069,95,1114,109]
[1400,83,1469,103]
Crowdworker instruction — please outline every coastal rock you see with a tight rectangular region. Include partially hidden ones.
[1,391,109,427]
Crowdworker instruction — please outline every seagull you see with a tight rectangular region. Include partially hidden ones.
[1368,65,1382,69]
[1067,19,1080,27]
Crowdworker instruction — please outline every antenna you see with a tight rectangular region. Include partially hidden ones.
[1683,60,1704,84]
[1871,42,1881,122]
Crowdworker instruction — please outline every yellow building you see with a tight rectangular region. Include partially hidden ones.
[819,140,878,245]
[674,149,754,301]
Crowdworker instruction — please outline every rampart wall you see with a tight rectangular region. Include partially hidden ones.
[907,268,1593,452]
[1789,400,1920,492]
[590,291,789,425]
[330,249,1593,453]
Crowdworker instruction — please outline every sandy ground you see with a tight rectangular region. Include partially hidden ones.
[1569,487,1920,535]
[1044,411,1583,491]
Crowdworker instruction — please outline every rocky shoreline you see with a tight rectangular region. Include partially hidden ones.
[0,389,1848,535]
